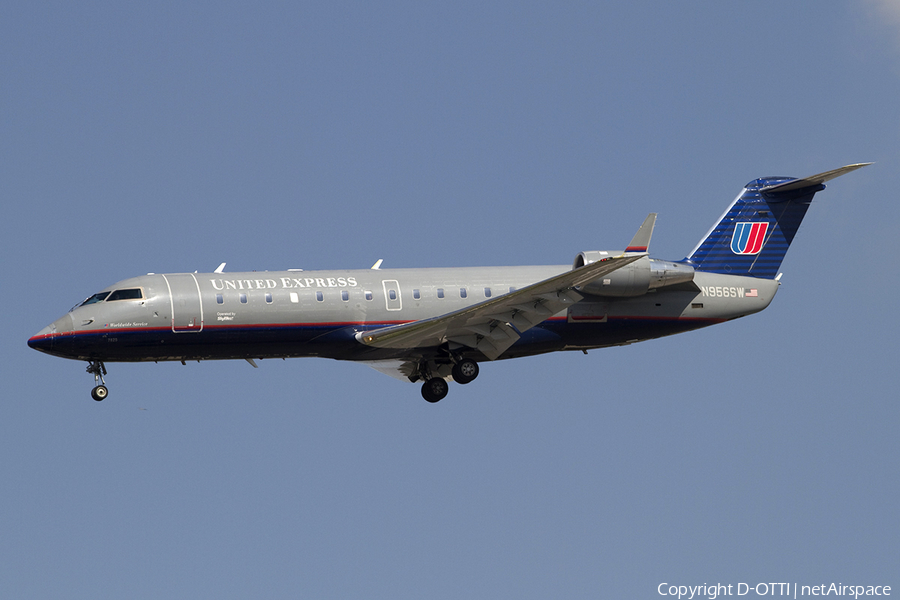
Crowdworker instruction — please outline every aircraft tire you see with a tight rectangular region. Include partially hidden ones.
[91,385,108,401]
[452,359,479,384]
[421,378,449,403]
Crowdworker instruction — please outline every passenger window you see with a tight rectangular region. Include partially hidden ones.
[413,289,420,300]
[437,288,444,299]
[316,291,324,302]
[484,287,492,298]
[389,290,397,300]
[290,292,299,303]
[240,293,248,304]
[216,294,224,304]
[341,290,349,301]
[265,293,273,304]
[107,289,143,301]
[365,291,373,301]
[460,288,467,299]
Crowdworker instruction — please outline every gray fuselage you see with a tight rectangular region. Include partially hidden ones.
[29,263,778,365]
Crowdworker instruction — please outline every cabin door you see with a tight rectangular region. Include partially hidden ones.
[163,273,204,332]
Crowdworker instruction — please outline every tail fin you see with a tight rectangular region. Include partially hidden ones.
[683,163,870,278]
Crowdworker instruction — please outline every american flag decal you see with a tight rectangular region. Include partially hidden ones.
[745,288,758,297]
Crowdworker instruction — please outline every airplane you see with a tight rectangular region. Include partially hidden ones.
[28,163,869,403]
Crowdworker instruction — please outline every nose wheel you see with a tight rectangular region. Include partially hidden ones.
[86,361,108,401]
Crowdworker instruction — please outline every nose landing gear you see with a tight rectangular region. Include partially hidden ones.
[86,361,108,401]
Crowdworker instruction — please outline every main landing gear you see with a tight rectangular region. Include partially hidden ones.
[451,358,479,385]
[86,361,108,401]
[421,377,449,403]
[419,358,480,403]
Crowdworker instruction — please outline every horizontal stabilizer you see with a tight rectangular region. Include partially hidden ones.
[761,163,872,194]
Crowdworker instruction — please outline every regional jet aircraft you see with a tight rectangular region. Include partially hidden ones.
[29,164,869,402]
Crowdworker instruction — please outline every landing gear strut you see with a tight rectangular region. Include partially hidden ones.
[87,361,108,401]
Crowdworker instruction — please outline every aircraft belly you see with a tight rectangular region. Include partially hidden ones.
[50,324,357,362]
[494,316,708,359]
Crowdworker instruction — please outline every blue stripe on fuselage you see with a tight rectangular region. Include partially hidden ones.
[45,314,721,363]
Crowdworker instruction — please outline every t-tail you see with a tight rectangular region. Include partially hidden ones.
[682,163,870,279]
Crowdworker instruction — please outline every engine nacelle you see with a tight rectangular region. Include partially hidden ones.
[573,252,694,297]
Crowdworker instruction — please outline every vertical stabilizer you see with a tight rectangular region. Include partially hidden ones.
[683,164,870,278]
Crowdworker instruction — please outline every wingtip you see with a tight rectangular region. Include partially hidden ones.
[625,213,657,253]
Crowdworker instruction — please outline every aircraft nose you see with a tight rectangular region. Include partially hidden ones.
[28,313,74,353]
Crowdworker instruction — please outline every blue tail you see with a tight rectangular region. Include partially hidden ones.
[683,164,870,279]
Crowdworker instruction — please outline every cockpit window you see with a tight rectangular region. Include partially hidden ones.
[79,292,111,307]
[107,288,143,301]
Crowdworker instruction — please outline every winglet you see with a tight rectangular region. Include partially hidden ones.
[625,213,657,253]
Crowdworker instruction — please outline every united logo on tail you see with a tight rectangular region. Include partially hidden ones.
[730,222,769,255]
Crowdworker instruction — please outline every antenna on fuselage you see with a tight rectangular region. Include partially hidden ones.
[214,263,226,273]
[371,259,383,270]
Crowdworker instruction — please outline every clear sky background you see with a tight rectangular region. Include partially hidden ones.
[2,2,898,598]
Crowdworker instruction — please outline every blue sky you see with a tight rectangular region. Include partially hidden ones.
[2,2,898,598]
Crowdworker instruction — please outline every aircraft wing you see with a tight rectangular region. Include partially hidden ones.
[356,248,648,361]
[356,252,645,360]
